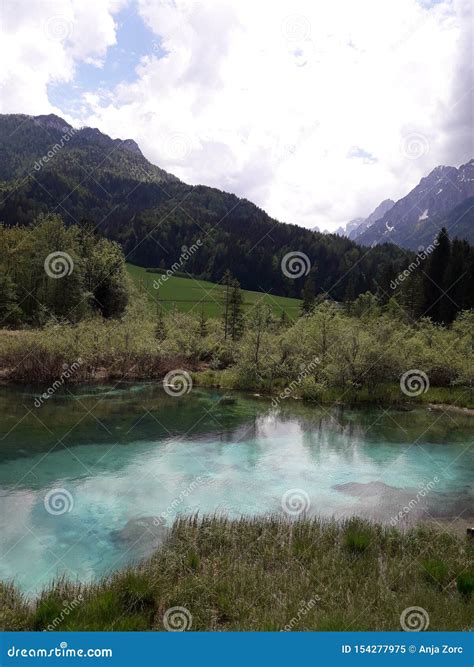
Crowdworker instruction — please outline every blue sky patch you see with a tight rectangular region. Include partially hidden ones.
[48,4,165,118]
[347,146,378,164]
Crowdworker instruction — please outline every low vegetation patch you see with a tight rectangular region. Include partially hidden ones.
[2,516,472,631]
[344,522,373,554]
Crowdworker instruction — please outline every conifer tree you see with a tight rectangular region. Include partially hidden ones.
[422,228,450,322]
[301,275,316,314]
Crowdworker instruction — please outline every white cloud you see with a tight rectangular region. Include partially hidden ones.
[1,0,471,230]
[0,0,126,115]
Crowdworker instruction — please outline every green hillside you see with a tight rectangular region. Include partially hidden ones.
[0,113,412,303]
[127,264,301,319]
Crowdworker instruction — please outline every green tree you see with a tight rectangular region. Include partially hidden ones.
[244,303,273,371]
[301,275,316,314]
[228,279,244,340]
[199,307,207,338]
[0,271,21,326]
[422,228,450,323]
[222,270,233,341]
[154,295,166,341]
[351,291,380,319]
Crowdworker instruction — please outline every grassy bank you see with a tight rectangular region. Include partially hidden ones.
[1,516,473,632]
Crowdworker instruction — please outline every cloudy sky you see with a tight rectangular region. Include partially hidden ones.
[0,0,472,230]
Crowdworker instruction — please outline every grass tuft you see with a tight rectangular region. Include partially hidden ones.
[421,559,450,589]
[344,522,373,554]
[456,571,474,600]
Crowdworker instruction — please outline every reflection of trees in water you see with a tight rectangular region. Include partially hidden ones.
[1,384,472,472]
[271,404,371,467]
[0,385,270,463]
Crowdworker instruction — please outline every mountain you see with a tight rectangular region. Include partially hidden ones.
[0,113,411,301]
[346,217,365,236]
[356,162,474,249]
[319,200,395,241]
[0,113,175,184]
[347,200,395,240]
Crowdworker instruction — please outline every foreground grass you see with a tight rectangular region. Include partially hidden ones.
[127,263,301,319]
[2,516,473,631]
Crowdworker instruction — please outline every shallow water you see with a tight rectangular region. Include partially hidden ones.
[0,383,472,594]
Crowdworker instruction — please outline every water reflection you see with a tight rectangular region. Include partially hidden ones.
[0,384,472,594]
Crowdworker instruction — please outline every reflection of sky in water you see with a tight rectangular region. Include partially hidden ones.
[0,385,472,595]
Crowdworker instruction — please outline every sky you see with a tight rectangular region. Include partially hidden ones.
[0,0,472,231]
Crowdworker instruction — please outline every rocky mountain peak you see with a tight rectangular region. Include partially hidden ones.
[32,113,73,134]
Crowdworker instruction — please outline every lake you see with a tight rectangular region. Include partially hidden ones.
[0,383,472,595]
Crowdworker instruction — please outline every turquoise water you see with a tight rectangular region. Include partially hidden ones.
[0,383,472,595]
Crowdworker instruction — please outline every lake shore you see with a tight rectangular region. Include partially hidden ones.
[2,515,472,632]
[191,370,474,411]
[0,358,472,411]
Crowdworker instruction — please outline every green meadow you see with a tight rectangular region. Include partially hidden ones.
[126,264,301,319]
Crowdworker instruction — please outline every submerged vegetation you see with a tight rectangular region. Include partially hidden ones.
[1,515,472,631]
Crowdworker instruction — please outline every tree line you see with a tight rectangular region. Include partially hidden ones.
[300,228,474,324]
[0,216,128,326]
